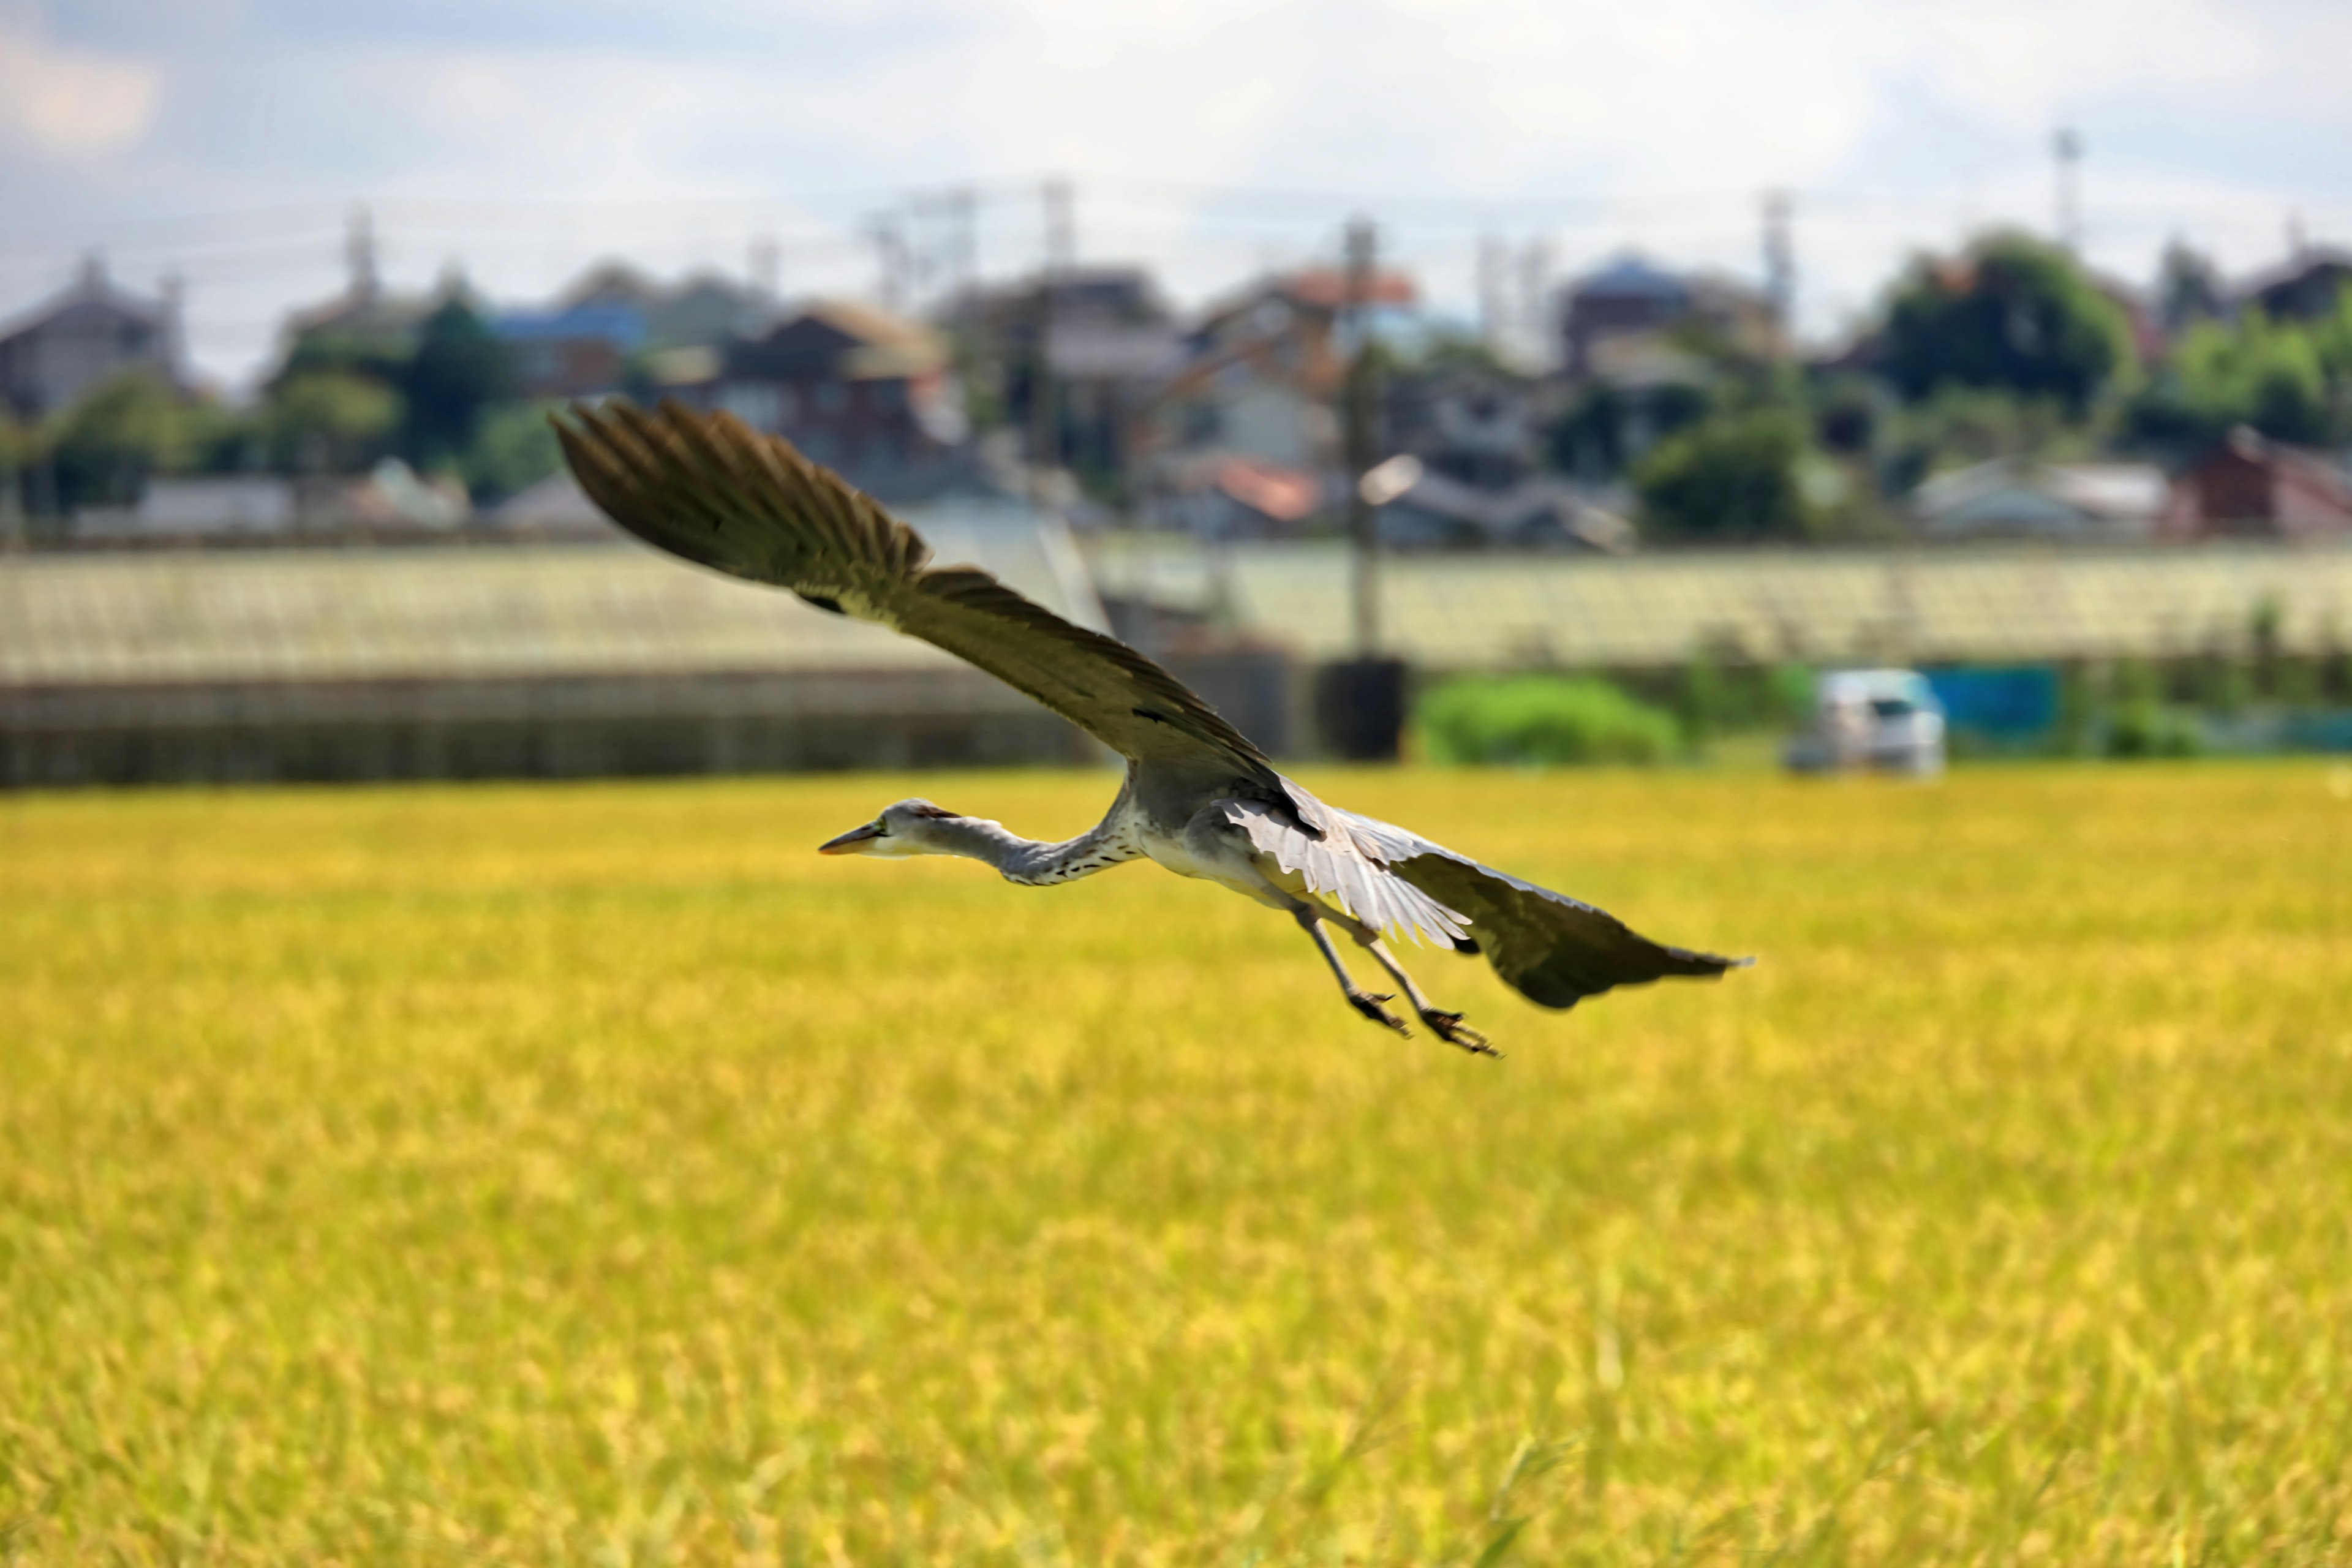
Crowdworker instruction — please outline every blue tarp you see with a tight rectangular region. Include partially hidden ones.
[1926,666,2060,736]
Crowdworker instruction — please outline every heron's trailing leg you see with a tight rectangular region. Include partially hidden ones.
[1294,909,1411,1036]
[1343,920,1498,1057]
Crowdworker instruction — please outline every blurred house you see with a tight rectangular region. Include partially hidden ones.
[1150,452,1329,539]
[90,476,298,538]
[70,461,469,542]
[943,266,1180,486]
[2244,247,2352,323]
[1370,465,1634,551]
[1912,459,2168,540]
[1389,364,1539,490]
[1155,266,1417,469]
[2163,427,2352,540]
[0,258,181,420]
[1557,255,1779,383]
[492,266,775,401]
[494,302,645,400]
[1370,364,1627,548]
[557,262,772,349]
[671,300,971,501]
[279,256,449,364]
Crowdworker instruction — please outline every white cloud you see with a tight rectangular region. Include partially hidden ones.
[0,6,160,154]
[4,0,2348,383]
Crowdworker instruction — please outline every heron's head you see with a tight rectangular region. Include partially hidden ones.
[816,798,967,858]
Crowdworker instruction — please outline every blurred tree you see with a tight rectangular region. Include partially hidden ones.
[399,299,511,469]
[2155,241,2228,334]
[2134,311,2332,448]
[1881,232,2136,415]
[461,402,565,503]
[268,371,404,475]
[1632,408,1816,541]
[45,371,190,513]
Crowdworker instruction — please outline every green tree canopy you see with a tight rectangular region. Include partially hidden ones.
[46,371,191,513]
[268,371,404,474]
[2129,286,2352,451]
[1880,232,2136,415]
[399,300,511,469]
[1633,408,1816,541]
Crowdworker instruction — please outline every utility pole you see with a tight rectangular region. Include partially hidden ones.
[867,213,909,312]
[346,205,379,303]
[1762,189,1795,355]
[1517,238,1552,369]
[1028,177,1074,507]
[2053,128,2084,252]
[749,235,780,300]
[951,184,979,301]
[1477,234,1507,354]
[1316,214,1407,762]
[1343,216,1379,658]
[1044,176,1076,276]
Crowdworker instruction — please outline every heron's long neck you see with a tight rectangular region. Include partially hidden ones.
[923,813,1136,886]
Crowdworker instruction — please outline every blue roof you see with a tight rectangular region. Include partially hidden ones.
[1574,255,1689,301]
[492,302,647,349]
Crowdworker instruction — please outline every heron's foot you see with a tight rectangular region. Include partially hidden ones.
[1347,990,1412,1036]
[1421,1009,1499,1058]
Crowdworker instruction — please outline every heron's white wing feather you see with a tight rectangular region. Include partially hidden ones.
[1258,785,1751,1010]
[1221,799,1469,947]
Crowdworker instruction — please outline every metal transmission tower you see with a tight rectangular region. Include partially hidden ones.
[2053,129,2084,252]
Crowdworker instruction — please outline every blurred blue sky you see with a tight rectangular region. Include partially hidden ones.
[6,0,2350,385]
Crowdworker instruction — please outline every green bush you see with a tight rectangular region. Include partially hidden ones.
[1414,675,1683,766]
[2105,701,2201,760]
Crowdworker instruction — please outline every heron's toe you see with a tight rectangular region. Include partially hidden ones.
[1347,990,1412,1036]
[1422,1009,1499,1058]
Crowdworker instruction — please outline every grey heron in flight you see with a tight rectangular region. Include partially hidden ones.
[557,402,1748,1055]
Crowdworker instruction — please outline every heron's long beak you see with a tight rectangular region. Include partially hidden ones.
[818,823,884,855]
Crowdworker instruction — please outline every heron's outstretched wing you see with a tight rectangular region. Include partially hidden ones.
[555,400,1283,786]
[1234,785,1750,1009]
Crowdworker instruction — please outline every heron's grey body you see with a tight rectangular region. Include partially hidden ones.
[556,401,1749,1054]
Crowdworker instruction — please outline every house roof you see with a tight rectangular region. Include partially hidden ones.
[560,261,666,312]
[0,258,167,346]
[1571,254,1691,303]
[1275,267,1419,311]
[1913,459,2168,532]
[493,302,648,348]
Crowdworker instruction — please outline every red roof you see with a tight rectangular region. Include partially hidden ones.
[1280,268,1419,311]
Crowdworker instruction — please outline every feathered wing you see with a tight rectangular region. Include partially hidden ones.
[1229,785,1750,1009]
[554,400,1284,786]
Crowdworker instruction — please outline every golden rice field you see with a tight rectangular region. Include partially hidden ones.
[3,763,2351,1566]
